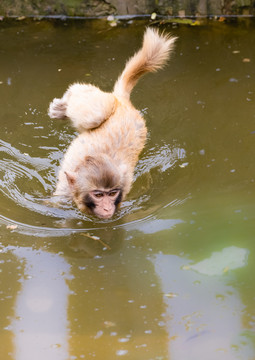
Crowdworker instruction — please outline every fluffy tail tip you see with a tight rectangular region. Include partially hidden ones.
[143,27,178,68]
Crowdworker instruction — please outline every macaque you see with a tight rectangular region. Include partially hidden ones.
[48,28,176,219]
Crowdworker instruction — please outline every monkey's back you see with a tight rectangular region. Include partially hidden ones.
[91,97,147,166]
[54,96,147,197]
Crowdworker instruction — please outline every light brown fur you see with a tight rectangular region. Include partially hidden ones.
[48,28,176,217]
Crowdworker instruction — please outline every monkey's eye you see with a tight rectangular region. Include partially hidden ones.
[94,192,104,198]
[108,190,118,197]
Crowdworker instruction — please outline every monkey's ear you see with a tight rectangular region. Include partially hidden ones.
[65,171,76,188]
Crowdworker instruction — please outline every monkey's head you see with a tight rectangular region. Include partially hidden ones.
[65,155,130,219]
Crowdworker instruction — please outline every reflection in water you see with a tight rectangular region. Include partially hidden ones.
[187,246,249,276]
[125,217,184,234]
[67,238,170,360]
[153,254,254,360]
[11,248,71,360]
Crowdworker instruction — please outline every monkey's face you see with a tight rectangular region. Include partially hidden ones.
[64,155,126,219]
[83,188,122,219]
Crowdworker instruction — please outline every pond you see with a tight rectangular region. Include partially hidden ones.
[0,17,255,360]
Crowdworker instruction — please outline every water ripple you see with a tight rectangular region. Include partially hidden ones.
[0,137,188,235]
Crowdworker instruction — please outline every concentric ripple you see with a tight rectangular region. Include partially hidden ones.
[0,137,188,236]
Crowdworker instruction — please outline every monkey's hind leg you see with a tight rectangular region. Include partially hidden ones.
[48,97,67,119]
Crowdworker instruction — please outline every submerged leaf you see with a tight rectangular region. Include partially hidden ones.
[187,246,249,276]
[172,18,194,25]
[191,20,201,26]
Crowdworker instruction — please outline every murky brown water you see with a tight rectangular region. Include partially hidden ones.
[0,17,255,360]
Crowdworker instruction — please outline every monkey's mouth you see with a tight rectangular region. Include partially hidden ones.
[96,213,114,220]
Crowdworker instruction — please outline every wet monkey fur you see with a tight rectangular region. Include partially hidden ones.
[48,28,176,219]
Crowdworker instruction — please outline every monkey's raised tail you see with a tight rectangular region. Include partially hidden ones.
[113,28,177,99]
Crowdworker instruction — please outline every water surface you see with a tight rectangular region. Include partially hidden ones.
[0,18,255,360]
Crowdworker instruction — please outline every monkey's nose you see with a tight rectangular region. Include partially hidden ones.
[102,199,112,212]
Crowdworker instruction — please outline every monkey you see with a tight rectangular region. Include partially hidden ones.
[48,28,177,219]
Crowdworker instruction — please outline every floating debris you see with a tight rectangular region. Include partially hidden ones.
[229,78,238,83]
[179,162,189,168]
[81,232,111,250]
[107,15,117,27]
[6,224,18,230]
[164,292,178,298]
[107,15,114,21]
[17,16,26,21]
[104,321,116,328]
